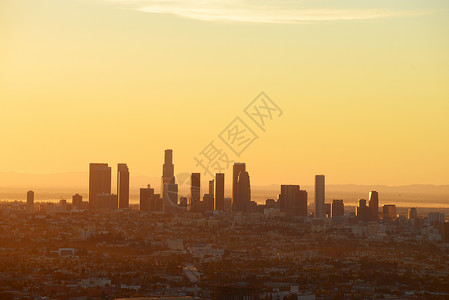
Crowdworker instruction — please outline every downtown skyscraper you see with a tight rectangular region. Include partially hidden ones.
[27,190,34,214]
[279,185,307,217]
[236,170,251,212]
[215,173,225,211]
[369,191,379,221]
[117,163,129,209]
[315,175,325,218]
[161,149,178,213]
[89,163,111,210]
[232,163,246,211]
[190,173,201,206]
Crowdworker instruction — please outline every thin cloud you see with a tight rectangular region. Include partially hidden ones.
[106,0,403,24]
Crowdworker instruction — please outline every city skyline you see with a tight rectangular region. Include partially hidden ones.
[1,0,448,298]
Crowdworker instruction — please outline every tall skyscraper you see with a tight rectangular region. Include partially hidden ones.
[190,173,201,206]
[279,185,307,217]
[89,163,111,210]
[215,173,225,211]
[232,163,246,211]
[315,175,325,218]
[332,199,344,217]
[161,149,175,197]
[117,163,129,209]
[368,191,379,221]
[236,171,251,212]
[161,149,178,213]
[209,179,214,195]
[27,190,34,213]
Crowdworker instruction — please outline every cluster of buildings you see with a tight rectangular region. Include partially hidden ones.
[4,148,449,299]
[1,202,449,299]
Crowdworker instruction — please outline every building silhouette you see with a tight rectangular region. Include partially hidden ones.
[161,149,178,213]
[315,175,325,218]
[332,199,344,217]
[232,163,246,211]
[215,173,225,211]
[369,191,379,221]
[356,199,370,222]
[382,204,396,220]
[203,193,214,211]
[161,149,175,199]
[279,185,307,217]
[236,171,251,212]
[72,194,83,209]
[27,190,34,214]
[96,193,118,210]
[140,185,154,212]
[117,163,129,209]
[163,182,178,213]
[89,163,111,210]
[190,173,201,206]
[209,179,214,195]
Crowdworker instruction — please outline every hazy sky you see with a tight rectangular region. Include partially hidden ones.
[1,0,448,187]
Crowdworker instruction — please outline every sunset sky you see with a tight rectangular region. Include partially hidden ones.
[1,0,448,187]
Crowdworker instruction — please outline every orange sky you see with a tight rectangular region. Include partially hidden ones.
[0,0,448,187]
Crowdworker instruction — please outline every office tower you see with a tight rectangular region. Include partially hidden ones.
[161,149,178,213]
[27,190,34,213]
[357,199,370,222]
[315,175,325,218]
[279,185,307,217]
[140,185,154,212]
[232,163,246,211]
[190,173,201,206]
[89,163,112,210]
[215,173,225,211]
[408,208,417,220]
[209,179,214,195]
[236,171,251,212]
[161,149,175,198]
[203,193,214,211]
[324,203,331,218]
[382,204,396,220]
[117,163,129,209]
[332,200,344,217]
[96,193,118,210]
[368,191,379,221]
[72,194,83,209]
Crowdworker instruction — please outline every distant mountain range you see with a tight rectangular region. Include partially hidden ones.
[0,172,448,207]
